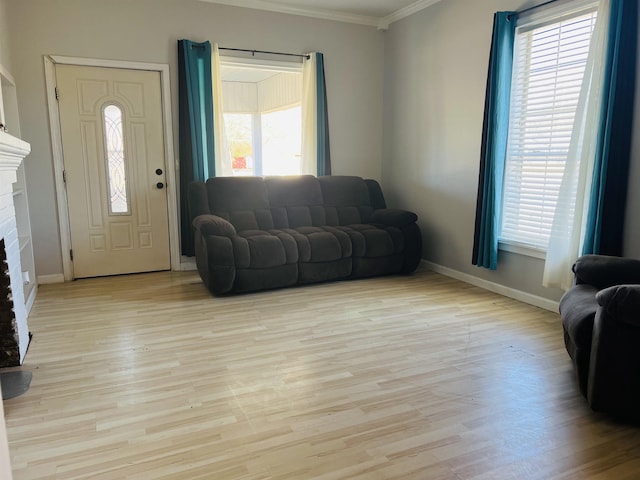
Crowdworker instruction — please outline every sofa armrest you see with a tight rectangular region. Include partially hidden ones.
[587,283,640,417]
[596,285,640,327]
[193,214,236,237]
[371,209,417,227]
[573,255,640,290]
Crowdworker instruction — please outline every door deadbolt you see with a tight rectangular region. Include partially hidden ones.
[155,168,163,175]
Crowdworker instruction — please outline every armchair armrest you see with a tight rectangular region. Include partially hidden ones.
[573,255,640,290]
[192,214,236,237]
[370,209,417,228]
[588,283,640,416]
[596,285,640,327]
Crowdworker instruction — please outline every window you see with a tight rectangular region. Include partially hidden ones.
[103,104,129,215]
[220,59,302,176]
[499,5,598,250]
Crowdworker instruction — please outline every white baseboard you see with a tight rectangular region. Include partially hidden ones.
[422,260,560,312]
[37,274,65,284]
[177,259,197,271]
[37,264,196,284]
[25,284,38,314]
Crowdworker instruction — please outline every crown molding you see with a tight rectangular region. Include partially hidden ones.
[379,0,444,30]
[199,0,444,30]
[199,0,380,27]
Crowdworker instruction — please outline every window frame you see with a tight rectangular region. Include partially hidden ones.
[498,0,599,258]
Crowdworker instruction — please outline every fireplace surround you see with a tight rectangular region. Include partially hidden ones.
[0,131,31,367]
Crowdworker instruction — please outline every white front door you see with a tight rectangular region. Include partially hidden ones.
[56,65,170,278]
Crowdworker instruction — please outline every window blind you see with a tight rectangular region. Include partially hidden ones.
[500,8,597,250]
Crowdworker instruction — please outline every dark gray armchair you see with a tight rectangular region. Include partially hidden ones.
[560,254,640,419]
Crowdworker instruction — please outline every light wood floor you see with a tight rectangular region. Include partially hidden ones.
[4,269,640,479]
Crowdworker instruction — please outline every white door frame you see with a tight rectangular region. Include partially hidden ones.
[44,55,180,281]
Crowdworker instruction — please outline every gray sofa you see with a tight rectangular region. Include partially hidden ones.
[188,175,422,294]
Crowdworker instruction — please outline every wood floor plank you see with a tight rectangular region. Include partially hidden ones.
[4,268,640,479]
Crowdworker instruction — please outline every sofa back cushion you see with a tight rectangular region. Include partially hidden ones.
[265,176,327,228]
[318,176,374,225]
[195,175,377,231]
[205,177,274,231]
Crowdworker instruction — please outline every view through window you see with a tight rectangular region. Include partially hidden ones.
[221,59,302,176]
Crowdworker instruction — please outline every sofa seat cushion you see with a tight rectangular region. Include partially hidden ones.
[275,227,351,262]
[327,224,404,258]
[232,230,297,269]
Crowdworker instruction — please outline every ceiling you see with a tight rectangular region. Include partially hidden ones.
[199,0,443,29]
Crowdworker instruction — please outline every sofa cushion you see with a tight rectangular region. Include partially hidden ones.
[326,225,404,258]
[206,177,274,231]
[276,227,350,262]
[266,176,327,228]
[266,175,323,206]
[232,230,297,269]
[573,255,640,290]
[318,176,375,225]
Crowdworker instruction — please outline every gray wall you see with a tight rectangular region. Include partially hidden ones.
[381,0,640,304]
[6,0,385,278]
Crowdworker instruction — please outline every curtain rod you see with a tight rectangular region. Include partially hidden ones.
[219,47,310,60]
[508,0,559,19]
[189,43,309,59]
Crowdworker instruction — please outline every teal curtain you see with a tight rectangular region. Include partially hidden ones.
[472,12,517,270]
[315,53,331,176]
[178,39,216,256]
[582,0,637,256]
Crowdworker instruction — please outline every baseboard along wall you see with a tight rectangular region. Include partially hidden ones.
[421,260,560,313]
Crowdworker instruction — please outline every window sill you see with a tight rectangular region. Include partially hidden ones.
[498,240,546,260]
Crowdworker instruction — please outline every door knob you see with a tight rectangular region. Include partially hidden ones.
[156,182,164,189]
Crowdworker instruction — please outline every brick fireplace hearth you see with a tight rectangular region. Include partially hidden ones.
[0,131,31,367]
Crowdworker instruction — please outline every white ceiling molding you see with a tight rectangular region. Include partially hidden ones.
[378,0,444,30]
[199,0,444,30]
[199,0,380,27]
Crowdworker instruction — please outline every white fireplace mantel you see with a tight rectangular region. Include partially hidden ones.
[0,129,31,365]
[0,131,30,173]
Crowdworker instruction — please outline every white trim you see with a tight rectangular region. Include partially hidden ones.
[379,0,444,30]
[178,257,197,271]
[517,0,599,28]
[48,55,172,73]
[198,0,443,30]
[0,131,30,169]
[44,57,73,281]
[37,274,65,284]
[25,283,37,313]
[498,240,547,260]
[199,0,380,27]
[44,55,181,280]
[422,260,560,313]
